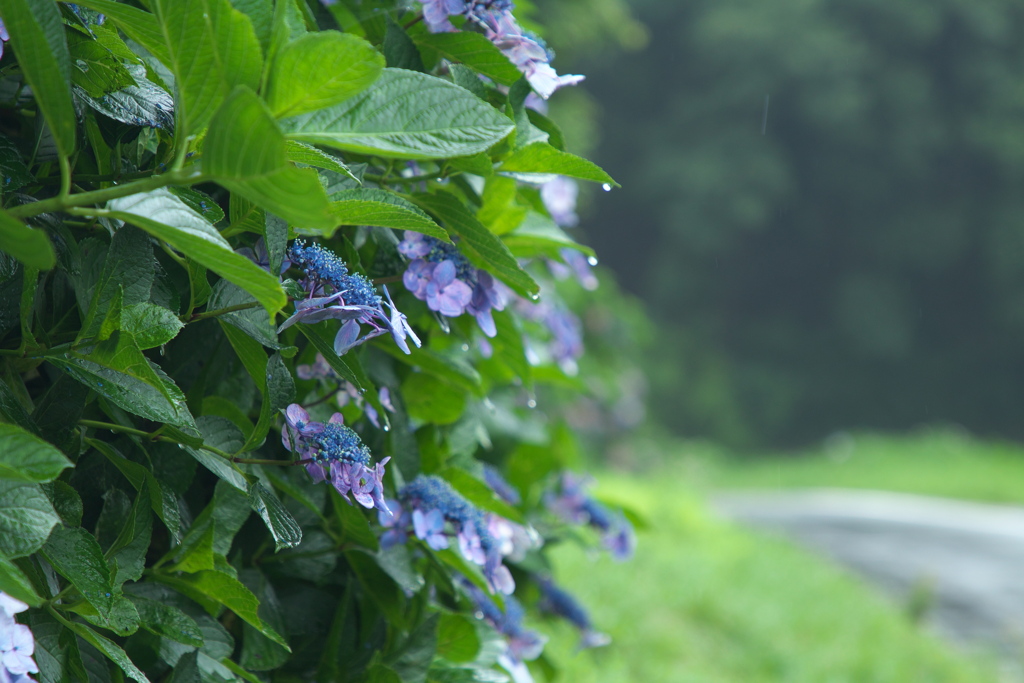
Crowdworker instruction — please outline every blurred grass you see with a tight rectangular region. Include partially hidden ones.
[539,469,1003,682]
[688,426,1024,503]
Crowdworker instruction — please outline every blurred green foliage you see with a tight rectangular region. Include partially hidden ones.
[574,0,1024,445]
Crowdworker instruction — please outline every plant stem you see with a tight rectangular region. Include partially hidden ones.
[7,168,206,219]
[230,457,307,466]
[58,155,71,199]
[372,275,403,285]
[79,419,236,461]
[364,170,454,185]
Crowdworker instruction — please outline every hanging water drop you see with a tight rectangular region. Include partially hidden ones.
[382,424,391,432]
[529,293,540,301]
[461,344,470,352]
[602,183,612,192]
[526,398,537,409]
[587,256,599,266]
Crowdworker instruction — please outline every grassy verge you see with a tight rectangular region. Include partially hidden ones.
[688,426,1024,503]
[539,471,1002,682]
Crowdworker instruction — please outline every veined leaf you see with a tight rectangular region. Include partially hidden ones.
[329,188,448,239]
[205,87,337,231]
[121,303,184,350]
[498,142,619,187]
[0,480,59,558]
[285,140,359,182]
[55,616,151,683]
[1,0,76,157]
[50,331,198,433]
[72,0,172,65]
[411,192,539,298]
[0,209,55,270]
[282,68,514,160]
[248,481,302,551]
[150,0,263,137]
[0,424,72,483]
[0,553,43,606]
[414,32,521,86]
[41,525,116,619]
[107,189,287,315]
[267,30,383,118]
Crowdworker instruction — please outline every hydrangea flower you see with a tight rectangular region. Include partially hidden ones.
[547,249,599,292]
[545,472,635,561]
[399,232,506,337]
[460,581,546,683]
[0,21,9,62]
[515,297,585,374]
[282,404,391,516]
[536,577,611,649]
[0,592,37,682]
[540,177,579,228]
[479,11,584,99]
[279,240,420,355]
[389,475,515,594]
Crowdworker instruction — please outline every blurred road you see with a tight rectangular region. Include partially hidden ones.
[713,489,1024,656]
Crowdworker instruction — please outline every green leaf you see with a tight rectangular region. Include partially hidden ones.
[79,226,155,342]
[503,211,596,259]
[248,481,302,551]
[0,480,59,558]
[447,153,494,177]
[170,186,226,224]
[55,615,151,683]
[0,423,72,483]
[0,552,43,606]
[50,332,198,433]
[329,188,448,239]
[267,30,383,118]
[0,209,55,270]
[332,493,378,550]
[72,0,172,65]
[412,192,539,298]
[90,439,182,543]
[414,32,521,86]
[150,0,263,137]
[386,613,438,683]
[374,342,483,397]
[436,613,480,664]
[41,525,115,618]
[67,31,137,98]
[184,416,249,490]
[1,0,76,156]
[238,568,290,671]
[286,140,360,182]
[205,86,337,231]
[0,135,34,193]
[155,570,290,650]
[207,279,284,350]
[296,322,361,389]
[375,544,424,595]
[128,594,204,647]
[107,189,287,315]
[402,373,466,426]
[106,485,153,586]
[498,142,618,187]
[383,16,424,72]
[69,594,141,636]
[0,376,36,435]
[282,68,515,160]
[120,302,184,350]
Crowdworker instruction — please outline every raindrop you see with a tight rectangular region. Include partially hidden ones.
[526,398,537,409]
[587,256,598,266]
[461,344,470,352]
[601,183,612,192]
[529,293,540,301]
[382,424,391,432]
[436,314,450,334]
[96,381,103,387]
[75,59,89,72]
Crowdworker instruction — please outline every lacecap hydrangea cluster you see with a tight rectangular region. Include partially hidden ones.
[0,592,37,683]
[546,472,636,561]
[461,580,546,683]
[283,404,391,517]
[380,475,515,594]
[417,0,583,99]
[279,240,420,356]
[399,232,506,337]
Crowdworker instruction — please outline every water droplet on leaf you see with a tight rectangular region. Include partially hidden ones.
[461,344,470,352]
[602,183,612,192]
[75,59,89,72]
[587,256,599,266]
[529,293,540,301]
[527,398,537,409]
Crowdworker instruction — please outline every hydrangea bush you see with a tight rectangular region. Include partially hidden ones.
[0,1,633,681]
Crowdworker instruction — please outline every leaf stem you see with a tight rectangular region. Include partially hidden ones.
[371,275,403,285]
[79,419,236,461]
[230,457,313,467]
[58,155,71,199]
[7,168,207,219]
[183,301,263,324]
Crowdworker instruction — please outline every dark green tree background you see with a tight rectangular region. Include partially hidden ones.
[565,0,1024,445]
